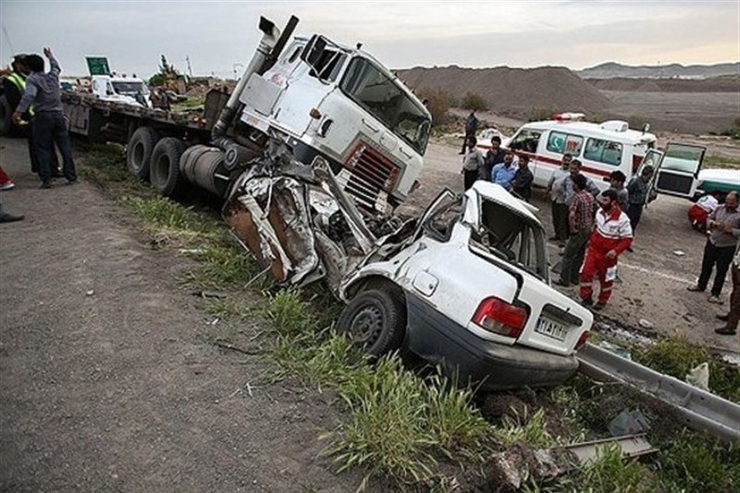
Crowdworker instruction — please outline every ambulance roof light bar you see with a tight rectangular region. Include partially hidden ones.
[551,112,586,122]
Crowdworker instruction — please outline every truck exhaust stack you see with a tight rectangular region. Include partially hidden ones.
[211,15,299,142]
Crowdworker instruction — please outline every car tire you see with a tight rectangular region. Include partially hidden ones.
[0,94,12,137]
[150,137,188,197]
[126,126,159,179]
[337,288,406,357]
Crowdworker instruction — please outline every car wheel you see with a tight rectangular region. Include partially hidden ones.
[337,288,406,357]
[126,126,159,179]
[150,137,188,198]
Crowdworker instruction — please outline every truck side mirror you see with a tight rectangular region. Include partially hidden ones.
[300,35,328,73]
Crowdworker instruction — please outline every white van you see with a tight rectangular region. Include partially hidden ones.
[502,114,657,192]
[91,75,151,108]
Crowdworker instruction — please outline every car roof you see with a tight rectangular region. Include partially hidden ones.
[467,181,541,224]
[521,120,657,145]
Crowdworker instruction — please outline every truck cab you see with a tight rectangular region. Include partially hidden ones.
[237,35,432,216]
[91,75,151,108]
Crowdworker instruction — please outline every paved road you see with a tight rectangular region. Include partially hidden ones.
[0,136,367,493]
[406,141,739,353]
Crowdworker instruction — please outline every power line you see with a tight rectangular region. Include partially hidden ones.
[2,25,15,54]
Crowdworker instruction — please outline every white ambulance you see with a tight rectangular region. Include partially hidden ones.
[504,113,658,191]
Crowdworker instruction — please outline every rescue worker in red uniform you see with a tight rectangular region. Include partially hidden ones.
[579,189,633,311]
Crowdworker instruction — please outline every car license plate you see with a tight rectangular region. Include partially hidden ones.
[535,317,569,341]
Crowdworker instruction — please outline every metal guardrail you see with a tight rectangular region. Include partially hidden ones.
[577,343,740,443]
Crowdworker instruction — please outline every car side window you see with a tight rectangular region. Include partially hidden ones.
[547,131,583,156]
[509,129,541,153]
[584,138,623,166]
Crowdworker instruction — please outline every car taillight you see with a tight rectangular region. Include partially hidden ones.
[632,155,642,174]
[575,331,590,350]
[472,297,528,339]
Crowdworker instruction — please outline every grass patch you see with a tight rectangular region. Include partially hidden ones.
[121,196,220,238]
[704,153,740,170]
[78,143,150,192]
[265,290,492,489]
[495,408,559,449]
[658,429,740,493]
[184,243,257,289]
[633,335,740,403]
[205,297,255,321]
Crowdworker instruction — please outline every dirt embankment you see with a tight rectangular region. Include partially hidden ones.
[397,65,612,118]
[586,75,740,93]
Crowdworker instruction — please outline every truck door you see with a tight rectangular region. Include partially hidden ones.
[652,143,706,199]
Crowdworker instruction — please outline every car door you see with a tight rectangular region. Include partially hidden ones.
[652,143,706,199]
[636,149,664,205]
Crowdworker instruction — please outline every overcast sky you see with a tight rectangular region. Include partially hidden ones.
[1,0,738,78]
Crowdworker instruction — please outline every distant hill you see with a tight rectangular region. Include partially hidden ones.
[577,62,740,79]
[396,65,612,118]
[586,75,740,93]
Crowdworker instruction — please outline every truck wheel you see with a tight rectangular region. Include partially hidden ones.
[0,95,12,137]
[150,137,188,197]
[126,126,159,179]
[337,288,406,357]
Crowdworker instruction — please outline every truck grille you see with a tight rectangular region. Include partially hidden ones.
[338,144,399,214]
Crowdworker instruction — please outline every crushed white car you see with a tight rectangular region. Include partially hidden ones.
[224,145,593,389]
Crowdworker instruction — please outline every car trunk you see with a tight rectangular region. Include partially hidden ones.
[468,189,590,356]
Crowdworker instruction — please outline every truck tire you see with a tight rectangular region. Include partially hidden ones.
[337,288,406,357]
[150,137,188,197]
[126,126,159,179]
[0,95,12,137]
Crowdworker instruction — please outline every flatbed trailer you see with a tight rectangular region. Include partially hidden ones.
[61,90,227,145]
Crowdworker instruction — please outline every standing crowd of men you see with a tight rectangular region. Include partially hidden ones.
[459,115,739,335]
[460,111,534,201]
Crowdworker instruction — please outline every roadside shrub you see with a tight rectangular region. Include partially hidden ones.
[626,114,647,130]
[529,106,559,122]
[461,92,488,111]
[415,87,454,126]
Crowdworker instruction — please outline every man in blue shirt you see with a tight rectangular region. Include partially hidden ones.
[491,152,517,190]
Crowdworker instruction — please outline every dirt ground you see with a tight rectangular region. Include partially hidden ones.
[601,90,739,134]
[0,136,373,493]
[400,140,740,355]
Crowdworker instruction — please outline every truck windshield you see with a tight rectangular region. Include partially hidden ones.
[473,199,548,280]
[340,57,431,154]
[112,82,149,96]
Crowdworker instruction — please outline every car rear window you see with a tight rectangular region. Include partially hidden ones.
[547,131,583,156]
[584,138,623,166]
[472,199,548,280]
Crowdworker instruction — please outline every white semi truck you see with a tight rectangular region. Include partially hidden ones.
[62,15,432,217]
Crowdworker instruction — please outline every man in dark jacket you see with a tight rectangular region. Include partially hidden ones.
[459,110,479,154]
[483,136,506,180]
[13,48,76,188]
[512,155,534,201]
[2,55,59,174]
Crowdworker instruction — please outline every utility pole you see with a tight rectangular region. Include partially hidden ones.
[186,56,193,78]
